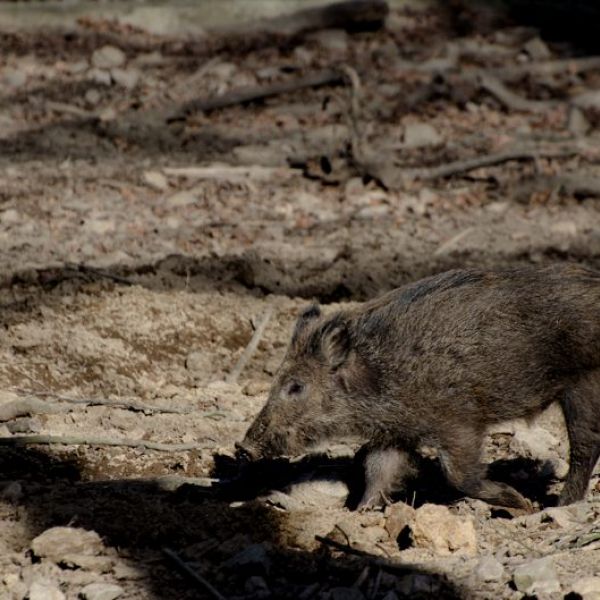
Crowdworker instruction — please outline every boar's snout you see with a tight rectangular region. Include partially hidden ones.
[234,440,259,461]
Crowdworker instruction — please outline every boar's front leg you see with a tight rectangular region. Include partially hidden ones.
[438,425,533,512]
[357,447,417,511]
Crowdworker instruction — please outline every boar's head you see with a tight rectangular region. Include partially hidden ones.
[237,304,371,460]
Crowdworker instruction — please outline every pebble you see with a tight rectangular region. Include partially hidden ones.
[28,580,65,600]
[384,502,416,540]
[513,556,560,595]
[88,68,113,86]
[85,89,102,106]
[474,554,505,582]
[111,67,140,89]
[571,576,600,600]
[410,503,477,555]
[31,527,104,561]
[306,29,349,52]
[91,45,126,69]
[403,122,443,148]
[80,583,124,600]
[523,37,551,60]
[510,423,559,459]
[142,171,169,192]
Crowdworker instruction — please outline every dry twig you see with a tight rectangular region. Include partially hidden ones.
[12,389,192,415]
[478,74,557,112]
[226,307,274,384]
[163,547,227,600]
[168,69,344,122]
[0,435,212,452]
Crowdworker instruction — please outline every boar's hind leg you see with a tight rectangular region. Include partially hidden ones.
[439,428,532,511]
[357,448,416,510]
[559,370,600,506]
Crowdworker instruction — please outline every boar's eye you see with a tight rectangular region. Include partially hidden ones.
[286,381,305,397]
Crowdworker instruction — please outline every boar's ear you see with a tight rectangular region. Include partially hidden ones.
[320,318,351,369]
[292,304,321,342]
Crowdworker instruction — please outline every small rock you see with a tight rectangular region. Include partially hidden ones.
[91,46,126,69]
[28,580,65,600]
[330,587,365,600]
[410,504,477,555]
[62,554,115,572]
[222,543,271,575]
[513,556,560,595]
[2,68,27,88]
[543,503,588,528]
[7,416,42,433]
[80,583,124,600]
[263,490,303,511]
[384,502,416,540]
[403,122,443,148]
[510,423,559,459]
[31,527,104,562]
[571,576,600,600]
[572,90,600,111]
[474,555,505,582]
[568,106,591,137]
[111,562,145,580]
[142,171,169,192]
[523,37,551,60]
[245,576,270,598]
[110,68,140,90]
[168,190,197,207]
[286,480,348,508]
[88,68,112,86]
[84,89,102,106]
[550,221,578,237]
[306,29,348,52]
[1,208,20,225]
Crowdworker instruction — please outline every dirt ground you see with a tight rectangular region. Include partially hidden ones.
[0,2,599,599]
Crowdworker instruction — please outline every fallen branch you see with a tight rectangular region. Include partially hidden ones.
[163,547,227,600]
[167,69,344,122]
[478,74,557,112]
[493,56,600,83]
[12,389,192,415]
[226,307,274,384]
[315,535,418,575]
[64,263,133,286]
[400,146,577,183]
[0,396,64,422]
[0,435,213,452]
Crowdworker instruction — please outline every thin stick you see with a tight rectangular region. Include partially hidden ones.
[402,147,576,182]
[12,389,192,415]
[478,74,557,112]
[226,307,273,384]
[0,435,213,453]
[163,547,227,600]
[168,69,343,122]
[315,535,417,575]
[64,263,133,286]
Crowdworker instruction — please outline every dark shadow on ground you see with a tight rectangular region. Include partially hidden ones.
[0,444,467,599]
[211,450,558,512]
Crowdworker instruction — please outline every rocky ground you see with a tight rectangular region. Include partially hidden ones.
[0,1,599,599]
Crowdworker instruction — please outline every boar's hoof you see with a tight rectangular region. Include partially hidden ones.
[357,490,393,512]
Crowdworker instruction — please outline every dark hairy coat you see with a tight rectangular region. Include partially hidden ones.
[239,264,600,510]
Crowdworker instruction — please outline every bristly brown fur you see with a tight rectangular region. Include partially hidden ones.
[240,264,600,510]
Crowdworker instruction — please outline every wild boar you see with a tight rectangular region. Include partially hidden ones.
[237,264,600,510]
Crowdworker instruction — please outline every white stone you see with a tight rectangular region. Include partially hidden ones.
[403,122,443,148]
[80,583,124,600]
[92,46,126,69]
[475,554,505,582]
[31,527,104,561]
[28,580,65,600]
[142,171,169,191]
[410,504,477,555]
[513,556,560,595]
[111,68,140,90]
